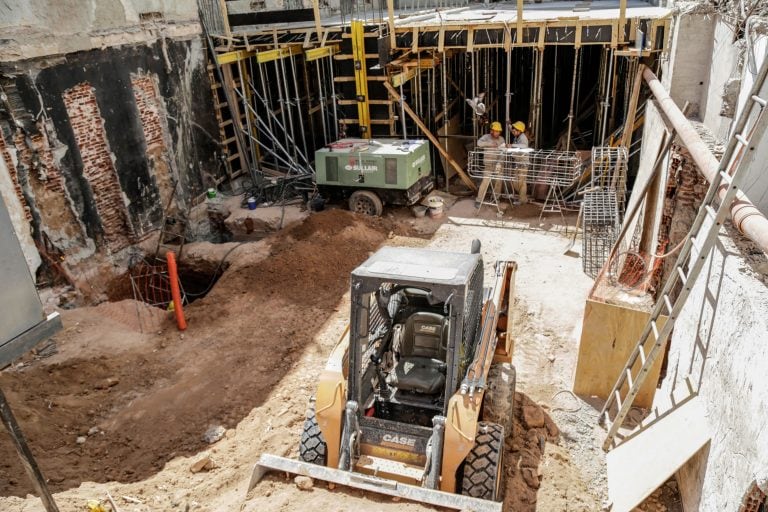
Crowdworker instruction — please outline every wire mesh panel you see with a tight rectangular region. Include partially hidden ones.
[591,146,628,211]
[468,149,583,187]
[582,189,620,278]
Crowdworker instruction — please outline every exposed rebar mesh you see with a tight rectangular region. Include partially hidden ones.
[591,146,629,212]
[468,148,583,187]
[582,189,620,278]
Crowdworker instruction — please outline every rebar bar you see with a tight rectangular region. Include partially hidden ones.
[566,47,579,151]
[289,54,310,162]
[316,60,329,145]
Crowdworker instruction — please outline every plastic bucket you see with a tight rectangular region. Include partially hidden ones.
[247,197,257,210]
[427,196,444,217]
[412,205,427,218]
[206,188,217,199]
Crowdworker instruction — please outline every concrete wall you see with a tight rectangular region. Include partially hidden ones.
[0,36,221,281]
[700,19,742,139]
[664,10,716,119]
[656,227,768,511]
[0,0,201,61]
[641,9,768,511]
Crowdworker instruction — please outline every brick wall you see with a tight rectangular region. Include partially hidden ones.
[12,130,67,195]
[650,124,724,296]
[131,73,175,210]
[740,482,767,512]
[132,75,165,148]
[63,82,134,252]
[0,131,32,221]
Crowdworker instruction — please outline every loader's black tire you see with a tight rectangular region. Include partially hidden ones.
[483,362,516,440]
[299,406,327,465]
[460,422,505,501]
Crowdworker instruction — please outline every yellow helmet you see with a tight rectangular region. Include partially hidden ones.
[512,121,526,132]
[490,121,503,132]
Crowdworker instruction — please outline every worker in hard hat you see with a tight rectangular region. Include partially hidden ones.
[474,121,507,208]
[508,121,530,204]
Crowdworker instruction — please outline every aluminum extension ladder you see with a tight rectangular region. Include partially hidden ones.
[598,59,768,452]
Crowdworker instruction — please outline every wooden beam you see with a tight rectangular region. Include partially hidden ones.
[1,386,60,512]
[387,0,396,49]
[305,44,338,61]
[216,50,255,65]
[255,45,302,64]
[218,0,231,37]
[620,63,645,149]
[619,0,627,45]
[311,0,323,44]
[383,81,476,191]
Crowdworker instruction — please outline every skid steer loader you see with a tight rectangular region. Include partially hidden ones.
[250,242,518,511]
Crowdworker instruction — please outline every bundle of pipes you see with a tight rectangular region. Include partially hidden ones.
[643,68,768,254]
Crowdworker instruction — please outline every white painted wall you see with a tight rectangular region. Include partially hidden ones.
[664,12,716,119]
[655,229,768,510]
[700,19,742,139]
[733,26,768,216]
[0,0,199,31]
[0,0,201,61]
[646,11,768,511]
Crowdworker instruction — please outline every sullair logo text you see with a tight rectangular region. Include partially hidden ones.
[382,434,416,447]
[345,159,378,173]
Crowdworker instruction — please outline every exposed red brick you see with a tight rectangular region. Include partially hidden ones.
[0,132,33,221]
[739,482,766,512]
[63,83,134,252]
[131,75,165,149]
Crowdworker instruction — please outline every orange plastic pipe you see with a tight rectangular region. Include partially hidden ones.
[166,251,187,331]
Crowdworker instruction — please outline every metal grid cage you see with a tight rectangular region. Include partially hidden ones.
[468,148,583,187]
[582,189,620,278]
[591,146,629,210]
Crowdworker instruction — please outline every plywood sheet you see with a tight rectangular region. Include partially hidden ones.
[573,299,667,408]
[607,396,710,512]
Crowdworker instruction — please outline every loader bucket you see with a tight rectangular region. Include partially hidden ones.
[249,453,502,512]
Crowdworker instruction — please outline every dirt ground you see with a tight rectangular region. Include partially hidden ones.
[0,200,677,511]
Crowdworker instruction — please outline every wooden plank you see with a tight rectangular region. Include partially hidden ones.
[383,81,476,191]
[607,397,709,512]
[311,0,323,44]
[0,386,60,511]
[573,299,667,408]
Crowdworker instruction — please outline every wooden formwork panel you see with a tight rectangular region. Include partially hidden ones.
[573,299,667,408]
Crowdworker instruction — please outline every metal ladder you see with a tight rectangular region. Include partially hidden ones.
[599,59,768,452]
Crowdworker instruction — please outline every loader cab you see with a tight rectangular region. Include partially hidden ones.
[345,247,484,472]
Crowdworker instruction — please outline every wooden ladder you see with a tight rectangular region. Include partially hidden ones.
[599,58,768,451]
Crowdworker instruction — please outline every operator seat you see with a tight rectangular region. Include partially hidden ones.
[386,312,448,394]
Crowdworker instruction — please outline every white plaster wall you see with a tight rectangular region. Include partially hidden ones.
[0,153,42,278]
[0,0,198,30]
[655,229,768,511]
[732,30,768,215]
[665,12,716,119]
[701,18,741,140]
[0,0,201,61]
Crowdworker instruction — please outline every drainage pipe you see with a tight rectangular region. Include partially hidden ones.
[643,67,768,254]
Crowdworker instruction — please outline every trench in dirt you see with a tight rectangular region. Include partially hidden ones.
[0,210,397,497]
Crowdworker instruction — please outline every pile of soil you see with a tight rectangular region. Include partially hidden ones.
[0,210,393,497]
